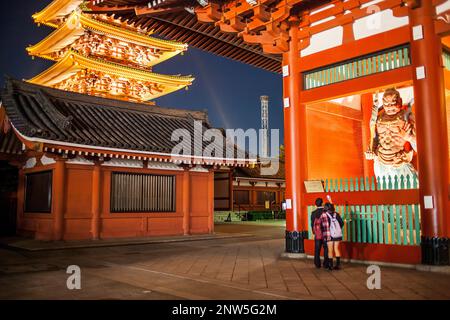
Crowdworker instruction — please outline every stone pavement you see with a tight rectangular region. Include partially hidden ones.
[0,224,449,300]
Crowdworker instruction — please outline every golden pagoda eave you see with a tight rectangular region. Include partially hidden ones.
[28,50,194,101]
[32,0,84,27]
[27,12,187,67]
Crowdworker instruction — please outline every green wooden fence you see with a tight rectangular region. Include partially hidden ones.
[308,204,421,246]
[443,50,450,71]
[323,174,418,192]
[304,44,411,90]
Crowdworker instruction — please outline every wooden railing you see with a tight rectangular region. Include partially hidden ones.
[306,175,420,246]
[323,174,419,192]
[304,44,411,90]
[308,204,420,246]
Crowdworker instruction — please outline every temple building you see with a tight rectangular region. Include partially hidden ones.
[0,79,254,240]
[214,163,286,213]
[84,0,450,266]
[0,0,255,241]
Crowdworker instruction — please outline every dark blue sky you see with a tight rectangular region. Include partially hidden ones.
[0,0,284,141]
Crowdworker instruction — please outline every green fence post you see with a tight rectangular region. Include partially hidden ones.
[414,204,421,245]
[388,175,393,190]
[377,205,383,244]
[342,205,348,241]
[349,178,354,192]
[394,175,399,190]
[372,205,378,243]
[356,206,361,243]
[395,205,401,244]
[407,204,414,246]
[383,205,389,244]
[400,174,405,190]
[344,178,349,192]
[376,176,381,191]
[406,175,411,189]
[367,205,373,243]
[389,205,395,244]
[402,205,408,245]
[361,206,367,243]
[351,205,356,242]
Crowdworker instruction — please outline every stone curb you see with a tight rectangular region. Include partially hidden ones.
[2,233,253,252]
[280,252,450,274]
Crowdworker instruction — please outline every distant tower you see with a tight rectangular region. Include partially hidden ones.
[260,95,269,157]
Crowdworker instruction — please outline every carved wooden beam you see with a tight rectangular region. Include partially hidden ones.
[135,6,184,16]
[86,3,135,13]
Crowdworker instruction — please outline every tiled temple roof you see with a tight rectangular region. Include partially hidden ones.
[0,79,244,161]
[234,160,285,180]
[0,129,23,155]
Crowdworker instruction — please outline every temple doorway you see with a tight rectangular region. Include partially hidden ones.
[0,161,18,236]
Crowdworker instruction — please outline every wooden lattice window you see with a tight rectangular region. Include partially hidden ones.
[110,172,176,213]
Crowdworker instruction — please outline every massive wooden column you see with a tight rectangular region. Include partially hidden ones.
[409,1,449,265]
[284,17,309,253]
[91,161,101,240]
[53,158,66,241]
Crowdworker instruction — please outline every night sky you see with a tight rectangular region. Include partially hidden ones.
[0,0,284,141]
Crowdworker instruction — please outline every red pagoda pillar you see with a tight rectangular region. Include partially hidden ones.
[409,1,449,265]
[283,17,309,253]
[91,161,101,240]
[53,158,66,241]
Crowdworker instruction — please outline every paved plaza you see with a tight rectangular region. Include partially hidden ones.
[1,224,449,300]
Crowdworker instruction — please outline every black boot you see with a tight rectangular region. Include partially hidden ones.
[327,258,333,271]
[334,257,341,270]
[322,258,328,269]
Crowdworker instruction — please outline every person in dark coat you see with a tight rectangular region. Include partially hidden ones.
[310,198,329,268]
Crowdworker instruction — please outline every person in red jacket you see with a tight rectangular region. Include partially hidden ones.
[310,198,329,269]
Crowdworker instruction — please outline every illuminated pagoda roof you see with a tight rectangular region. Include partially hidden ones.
[27,11,187,66]
[29,50,194,101]
[29,0,194,103]
[33,0,85,28]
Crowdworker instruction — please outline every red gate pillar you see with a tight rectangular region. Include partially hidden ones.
[409,1,449,265]
[283,17,309,253]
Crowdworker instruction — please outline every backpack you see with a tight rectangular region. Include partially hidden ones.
[313,215,323,239]
[326,211,342,239]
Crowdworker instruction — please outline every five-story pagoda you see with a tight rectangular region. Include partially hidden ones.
[28,0,194,103]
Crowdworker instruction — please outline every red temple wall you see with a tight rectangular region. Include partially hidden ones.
[306,104,364,180]
[16,160,214,241]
